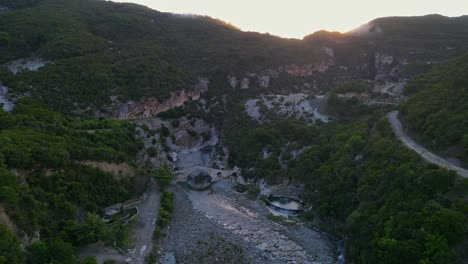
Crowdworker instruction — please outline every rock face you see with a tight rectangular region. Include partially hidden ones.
[118,89,201,119]
[7,58,48,74]
[101,78,209,120]
[240,78,250,89]
[227,60,333,90]
[0,85,14,112]
[0,205,16,233]
[79,161,136,178]
[321,46,334,57]
[375,52,394,65]
[284,61,334,76]
[257,75,270,88]
[228,76,238,89]
[245,93,329,124]
[226,76,250,89]
[374,52,399,81]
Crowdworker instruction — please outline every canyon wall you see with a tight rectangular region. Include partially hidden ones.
[98,78,209,120]
[227,58,335,90]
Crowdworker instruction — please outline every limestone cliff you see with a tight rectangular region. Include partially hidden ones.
[118,89,202,120]
[227,59,334,90]
[374,52,404,81]
[99,78,209,120]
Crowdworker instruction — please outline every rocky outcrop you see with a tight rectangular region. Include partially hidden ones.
[375,52,394,66]
[240,77,250,89]
[118,89,201,119]
[0,84,14,112]
[283,61,334,76]
[227,60,333,90]
[257,75,270,88]
[0,204,16,233]
[374,52,400,81]
[245,93,329,124]
[99,78,209,120]
[227,75,250,89]
[321,46,334,57]
[228,76,238,89]
[79,161,136,178]
[7,57,48,74]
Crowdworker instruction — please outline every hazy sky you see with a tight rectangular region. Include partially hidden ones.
[114,0,468,39]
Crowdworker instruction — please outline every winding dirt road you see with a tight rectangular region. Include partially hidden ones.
[388,111,468,177]
[129,179,161,263]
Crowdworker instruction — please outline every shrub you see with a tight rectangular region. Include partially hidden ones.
[171,119,180,128]
[152,166,173,190]
[147,146,157,157]
[187,129,198,137]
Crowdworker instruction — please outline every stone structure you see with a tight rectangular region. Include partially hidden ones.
[186,169,212,190]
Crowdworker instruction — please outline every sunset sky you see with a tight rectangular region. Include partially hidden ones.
[113,0,468,39]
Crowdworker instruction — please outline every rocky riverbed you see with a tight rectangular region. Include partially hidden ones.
[159,180,336,264]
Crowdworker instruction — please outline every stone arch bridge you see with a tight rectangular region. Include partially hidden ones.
[174,166,235,183]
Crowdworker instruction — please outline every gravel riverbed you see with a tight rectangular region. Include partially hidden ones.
[159,180,336,264]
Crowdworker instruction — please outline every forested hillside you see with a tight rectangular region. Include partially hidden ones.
[401,52,468,165]
[0,0,324,112]
[223,102,468,263]
[0,0,467,263]
[221,53,468,262]
[0,0,467,114]
[0,99,143,263]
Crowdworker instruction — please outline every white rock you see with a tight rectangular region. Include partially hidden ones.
[8,58,48,74]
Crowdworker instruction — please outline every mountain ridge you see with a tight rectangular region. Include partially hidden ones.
[1,0,467,115]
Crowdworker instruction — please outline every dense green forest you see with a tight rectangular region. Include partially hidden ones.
[0,1,467,113]
[401,52,468,165]
[221,64,468,262]
[0,0,467,263]
[0,99,143,263]
[297,119,466,263]
[223,105,468,263]
[210,54,468,263]
[0,0,324,112]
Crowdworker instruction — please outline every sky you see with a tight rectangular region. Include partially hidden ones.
[113,0,468,39]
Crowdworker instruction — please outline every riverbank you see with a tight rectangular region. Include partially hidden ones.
[159,180,336,264]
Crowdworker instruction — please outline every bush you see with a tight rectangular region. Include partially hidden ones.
[187,129,198,137]
[171,119,180,128]
[153,192,174,239]
[152,166,173,190]
[246,185,260,199]
[160,125,170,138]
[152,227,163,241]
[147,146,157,157]
[0,225,23,263]
[82,256,98,264]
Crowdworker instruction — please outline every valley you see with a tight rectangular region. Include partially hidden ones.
[0,1,467,264]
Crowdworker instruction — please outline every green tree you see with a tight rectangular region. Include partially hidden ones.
[82,256,98,264]
[420,234,455,264]
[152,166,173,190]
[0,225,23,264]
[48,239,75,264]
[28,241,48,264]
